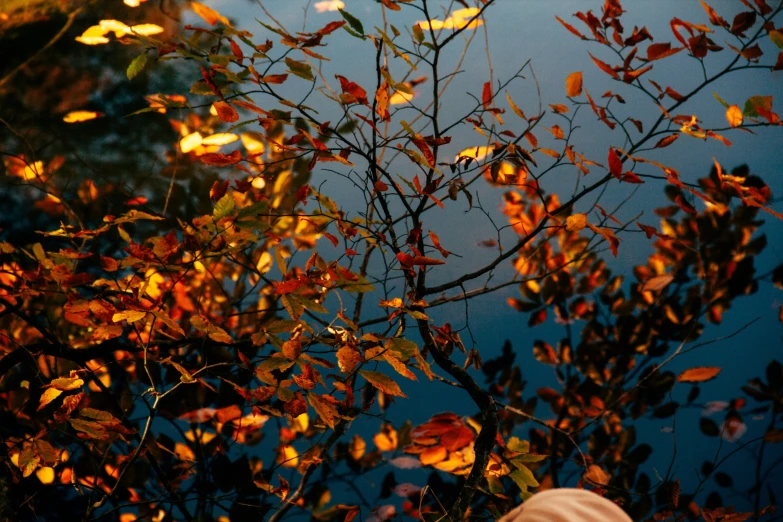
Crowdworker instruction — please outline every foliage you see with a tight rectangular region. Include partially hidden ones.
[1,0,783,521]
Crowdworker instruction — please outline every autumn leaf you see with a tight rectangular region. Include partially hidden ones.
[191,2,227,25]
[726,104,743,127]
[677,367,721,383]
[566,213,587,232]
[589,52,619,79]
[607,147,623,178]
[565,71,583,97]
[308,392,338,429]
[213,101,239,123]
[640,274,674,292]
[63,111,102,123]
[583,464,610,486]
[359,370,407,397]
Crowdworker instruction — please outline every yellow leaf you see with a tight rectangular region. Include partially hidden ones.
[565,71,583,97]
[241,132,266,154]
[565,213,587,232]
[180,132,203,153]
[99,20,131,37]
[37,388,63,411]
[75,25,110,45]
[456,146,491,162]
[726,104,743,127]
[279,445,299,468]
[129,24,164,36]
[201,133,239,146]
[35,467,55,484]
[63,111,102,123]
[389,90,414,105]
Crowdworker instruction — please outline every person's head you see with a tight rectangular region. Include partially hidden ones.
[498,488,633,522]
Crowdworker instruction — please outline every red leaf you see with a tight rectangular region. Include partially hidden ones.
[607,148,623,178]
[335,75,369,105]
[199,150,242,166]
[213,101,239,122]
[317,20,346,35]
[411,138,435,168]
[230,39,244,62]
[482,81,492,109]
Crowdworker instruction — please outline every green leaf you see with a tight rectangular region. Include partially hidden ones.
[512,454,548,464]
[509,466,540,488]
[338,9,364,35]
[285,57,314,81]
[385,337,417,360]
[213,193,236,219]
[127,52,149,80]
[713,91,729,109]
[743,95,773,117]
[507,437,530,454]
[359,370,407,397]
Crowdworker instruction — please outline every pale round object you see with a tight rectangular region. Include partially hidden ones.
[497,488,633,522]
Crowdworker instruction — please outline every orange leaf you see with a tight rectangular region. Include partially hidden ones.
[726,104,743,127]
[640,274,674,292]
[359,370,406,397]
[419,446,447,466]
[191,2,224,25]
[677,367,721,383]
[213,101,239,123]
[589,52,619,79]
[565,71,583,97]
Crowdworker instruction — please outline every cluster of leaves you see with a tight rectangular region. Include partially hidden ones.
[1,0,782,521]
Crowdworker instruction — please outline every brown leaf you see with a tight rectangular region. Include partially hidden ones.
[213,101,239,123]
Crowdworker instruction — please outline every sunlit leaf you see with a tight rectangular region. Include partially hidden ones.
[201,133,239,146]
[129,24,164,36]
[191,2,228,25]
[315,0,345,13]
[63,111,102,123]
[726,105,743,127]
[180,132,203,153]
[565,213,587,232]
